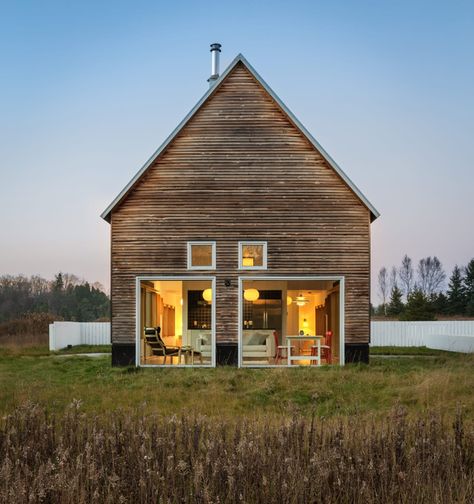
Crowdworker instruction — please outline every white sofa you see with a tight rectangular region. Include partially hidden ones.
[186,329,277,363]
[242,330,276,360]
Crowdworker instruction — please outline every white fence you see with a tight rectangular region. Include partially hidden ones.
[48,320,474,353]
[370,321,474,353]
[49,322,110,351]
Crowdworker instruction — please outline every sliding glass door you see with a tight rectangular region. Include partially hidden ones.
[138,277,215,367]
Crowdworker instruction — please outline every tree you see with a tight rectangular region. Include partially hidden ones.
[464,259,474,316]
[378,267,389,315]
[417,256,446,296]
[446,265,466,315]
[430,292,448,315]
[389,266,398,291]
[0,273,110,323]
[398,255,414,300]
[53,273,64,292]
[387,285,404,316]
[400,288,435,321]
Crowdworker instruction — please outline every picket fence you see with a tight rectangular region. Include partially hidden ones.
[370,321,474,353]
[49,322,110,351]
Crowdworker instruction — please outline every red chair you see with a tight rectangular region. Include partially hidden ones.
[311,331,333,365]
[273,330,294,365]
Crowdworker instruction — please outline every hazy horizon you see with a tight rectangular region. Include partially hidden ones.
[1,0,473,303]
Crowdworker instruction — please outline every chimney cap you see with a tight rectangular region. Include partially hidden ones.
[210,43,222,52]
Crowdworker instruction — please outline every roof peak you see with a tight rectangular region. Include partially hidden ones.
[101,53,379,222]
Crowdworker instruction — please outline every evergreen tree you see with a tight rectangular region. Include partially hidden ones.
[387,285,404,316]
[430,292,448,315]
[464,259,474,316]
[400,288,435,321]
[53,272,64,291]
[446,265,466,315]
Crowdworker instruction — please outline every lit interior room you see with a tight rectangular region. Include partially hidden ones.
[140,279,213,366]
[241,279,340,366]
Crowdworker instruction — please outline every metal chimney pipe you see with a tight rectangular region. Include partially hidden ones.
[208,43,221,86]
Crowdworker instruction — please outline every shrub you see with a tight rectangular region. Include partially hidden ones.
[0,312,60,337]
[0,404,472,503]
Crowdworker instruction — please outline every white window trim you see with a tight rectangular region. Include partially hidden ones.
[135,275,216,368]
[187,241,216,270]
[238,241,268,270]
[237,275,345,368]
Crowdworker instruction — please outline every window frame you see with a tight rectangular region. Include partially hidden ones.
[187,241,216,270]
[238,241,268,270]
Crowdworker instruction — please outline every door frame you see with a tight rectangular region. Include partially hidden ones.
[135,275,216,367]
[237,275,345,367]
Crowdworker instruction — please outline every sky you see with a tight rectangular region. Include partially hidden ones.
[1,0,473,302]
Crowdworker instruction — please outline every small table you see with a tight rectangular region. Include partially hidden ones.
[180,346,202,365]
[286,335,324,366]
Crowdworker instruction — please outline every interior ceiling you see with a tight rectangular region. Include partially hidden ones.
[244,280,337,290]
[152,280,182,294]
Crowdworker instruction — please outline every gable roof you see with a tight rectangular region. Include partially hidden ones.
[101,54,379,222]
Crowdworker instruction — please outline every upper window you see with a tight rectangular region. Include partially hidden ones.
[187,242,216,270]
[239,241,267,270]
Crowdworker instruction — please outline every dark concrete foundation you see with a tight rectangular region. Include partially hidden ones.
[112,342,239,366]
[112,343,136,366]
[112,342,367,367]
[344,343,369,364]
[216,343,238,366]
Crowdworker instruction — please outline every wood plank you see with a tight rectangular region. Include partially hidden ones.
[110,62,371,345]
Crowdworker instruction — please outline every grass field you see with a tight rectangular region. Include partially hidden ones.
[1,345,473,502]
[0,345,473,421]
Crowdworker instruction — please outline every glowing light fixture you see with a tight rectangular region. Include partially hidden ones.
[202,288,212,303]
[294,293,309,306]
[244,288,260,302]
[242,257,254,267]
[286,295,293,306]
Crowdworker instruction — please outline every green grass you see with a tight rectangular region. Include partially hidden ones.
[0,346,473,421]
[0,344,111,357]
[370,345,454,356]
[56,344,111,354]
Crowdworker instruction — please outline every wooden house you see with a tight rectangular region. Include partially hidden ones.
[101,45,379,367]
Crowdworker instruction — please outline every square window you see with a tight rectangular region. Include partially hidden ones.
[239,242,267,269]
[187,242,215,269]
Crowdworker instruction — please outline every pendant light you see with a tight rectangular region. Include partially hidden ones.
[244,288,260,302]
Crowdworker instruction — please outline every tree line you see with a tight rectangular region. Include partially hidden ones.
[0,273,110,323]
[375,256,474,320]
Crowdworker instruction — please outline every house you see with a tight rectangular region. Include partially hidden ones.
[101,44,379,367]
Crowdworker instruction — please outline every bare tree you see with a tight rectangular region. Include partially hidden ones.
[378,267,389,314]
[30,275,49,296]
[62,273,81,290]
[399,255,414,299]
[390,266,398,291]
[92,281,106,293]
[417,256,446,296]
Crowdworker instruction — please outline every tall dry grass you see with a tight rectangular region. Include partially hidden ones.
[0,312,55,348]
[0,403,472,503]
[0,332,48,348]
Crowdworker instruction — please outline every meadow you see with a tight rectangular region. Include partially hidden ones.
[0,345,473,502]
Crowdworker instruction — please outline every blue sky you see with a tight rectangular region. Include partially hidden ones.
[1,0,473,301]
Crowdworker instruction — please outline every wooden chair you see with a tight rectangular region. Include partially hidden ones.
[273,330,294,365]
[144,327,182,364]
[311,330,332,365]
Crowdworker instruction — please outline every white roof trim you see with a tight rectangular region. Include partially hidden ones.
[101,53,379,221]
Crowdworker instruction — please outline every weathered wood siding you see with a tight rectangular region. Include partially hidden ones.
[111,62,371,345]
